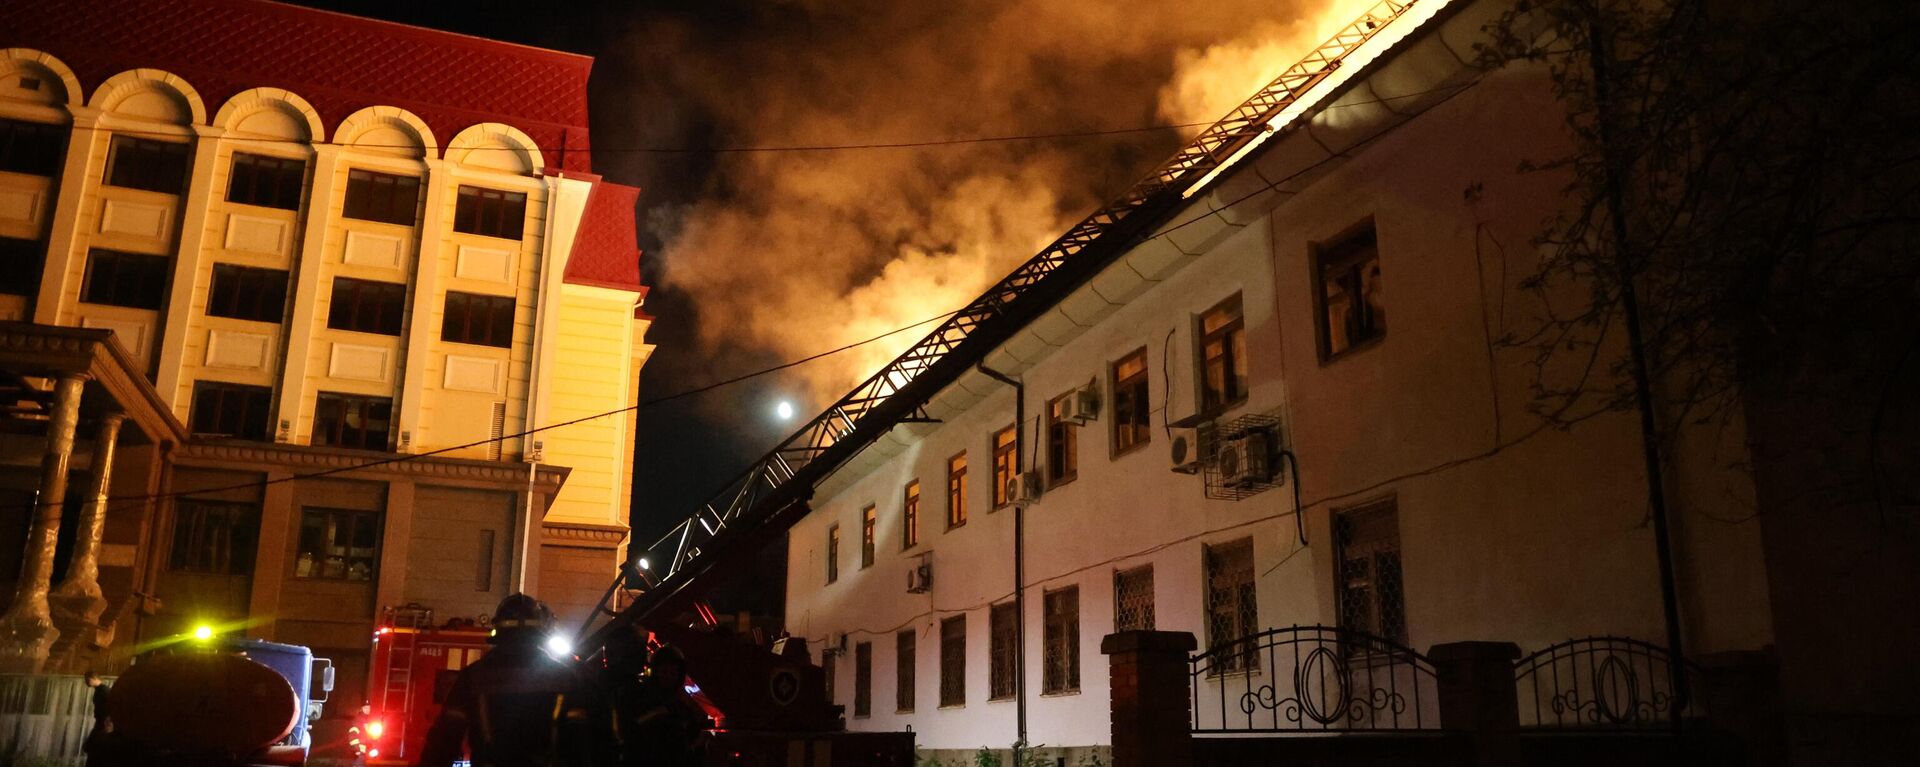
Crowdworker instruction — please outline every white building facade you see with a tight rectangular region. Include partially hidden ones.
[783,0,1774,757]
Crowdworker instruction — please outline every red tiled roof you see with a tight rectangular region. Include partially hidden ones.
[5,0,594,171]
[563,178,644,292]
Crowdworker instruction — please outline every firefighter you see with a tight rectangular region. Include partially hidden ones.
[622,644,708,767]
[416,594,611,767]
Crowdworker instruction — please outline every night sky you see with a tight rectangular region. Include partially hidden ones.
[288,0,1336,617]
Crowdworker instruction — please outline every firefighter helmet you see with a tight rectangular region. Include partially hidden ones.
[490,593,552,643]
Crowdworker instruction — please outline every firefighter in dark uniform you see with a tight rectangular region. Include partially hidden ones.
[417,594,611,767]
[622,644,708,767]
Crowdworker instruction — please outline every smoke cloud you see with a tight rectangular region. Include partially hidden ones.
[616,0,1379,409]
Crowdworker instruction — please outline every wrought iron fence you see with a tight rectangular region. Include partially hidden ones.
[1514,636,1697,731]
[1190,625,1441,734]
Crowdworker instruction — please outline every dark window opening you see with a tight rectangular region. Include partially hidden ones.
[1315,223,1385,359]
[189,381,273,441]
[1042,586,1080,694]
[105,135,189,194]
[169,500,259,575]
[226,152,306,210]
[826,524,840,584]
[80,249,169,309]
[342,169,420,226]
[1205,538,1259,674]
[453,186,527,240]
[326,276,406,336]
[312,392,393,451]
[207,264,289,323]
[1046,395,1078,485]
[860,505,876,569]
[440,291,514,348]
[939,615,966,707]
[0,236,45,297]
[1112,349,1151,455]
[1199,294,1248,413]
[896,629,916,712]
[1336,500,1407,648]
[989,602,1017,701]
[853,641,873,718]
[0,118,65,177]
[294,507,380,581]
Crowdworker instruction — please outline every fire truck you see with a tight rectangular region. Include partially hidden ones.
[353,604,492,765]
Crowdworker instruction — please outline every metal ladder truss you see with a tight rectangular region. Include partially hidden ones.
[601,0,1419,640]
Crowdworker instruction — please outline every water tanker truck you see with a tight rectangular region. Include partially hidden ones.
[99,635,334,767]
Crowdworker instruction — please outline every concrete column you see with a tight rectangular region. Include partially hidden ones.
[153,125,227,402]
[396,158,453,452]
[34,107,106,325]
[52,412,127,623]
[246,470,297,641]
[276,144,345,443]
[1430,641,1522,767]
[1102,630,1196,767]
[0,374,87,672]
[373,480,414,614]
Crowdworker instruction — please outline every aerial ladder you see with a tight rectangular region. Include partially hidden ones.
[579,1,1430,761]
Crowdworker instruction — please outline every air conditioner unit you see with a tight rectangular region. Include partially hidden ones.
[1170,421,1217,474]
[1068,385,1101,423]
[1218,430,1276,488]
[906,561,933,594]
[1006,471,1043,505]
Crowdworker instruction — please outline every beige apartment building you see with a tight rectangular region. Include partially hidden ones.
[0,0,652,713]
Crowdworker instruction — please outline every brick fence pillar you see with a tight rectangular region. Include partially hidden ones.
[1102,630,1196,767]
[1430,641,1521,767]
[1697,649,1785,767]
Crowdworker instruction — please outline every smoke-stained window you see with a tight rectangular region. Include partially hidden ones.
[939,615,966,707]
[295,507,380,581]
[1199,294,1247,413]
[1111,348,1151,455]
[896,629,916,713]
[169,500,259,575]
[989,601,1017,700]
[1315,221,1385,359]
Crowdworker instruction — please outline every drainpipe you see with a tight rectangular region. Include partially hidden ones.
[976,364,1027,750]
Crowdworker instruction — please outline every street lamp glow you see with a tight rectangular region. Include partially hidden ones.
[774,400,795,420]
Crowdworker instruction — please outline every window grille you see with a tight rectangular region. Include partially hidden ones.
[939,616,966,707]
[1114,565,1155,633]
[1204,538,1259,674]
[1335,499,1407,646]
[989,602,1018,700]
[896,629,916,712]
[854,641,873,717]
[1042,587,1080,694]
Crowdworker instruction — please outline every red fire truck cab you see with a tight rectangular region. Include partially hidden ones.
[355,605,493,765]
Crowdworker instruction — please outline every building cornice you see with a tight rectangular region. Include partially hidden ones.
[542,520,628,550]
[176,440,571,491]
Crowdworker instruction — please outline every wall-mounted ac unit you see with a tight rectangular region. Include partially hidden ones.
[906,561,933,594]
[1068,384,1101,423]
[1169,421,1217,474]
[1218,430,1276,489]
[1006,471,1044,505]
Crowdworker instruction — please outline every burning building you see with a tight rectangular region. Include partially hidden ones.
[0,0,651,722]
